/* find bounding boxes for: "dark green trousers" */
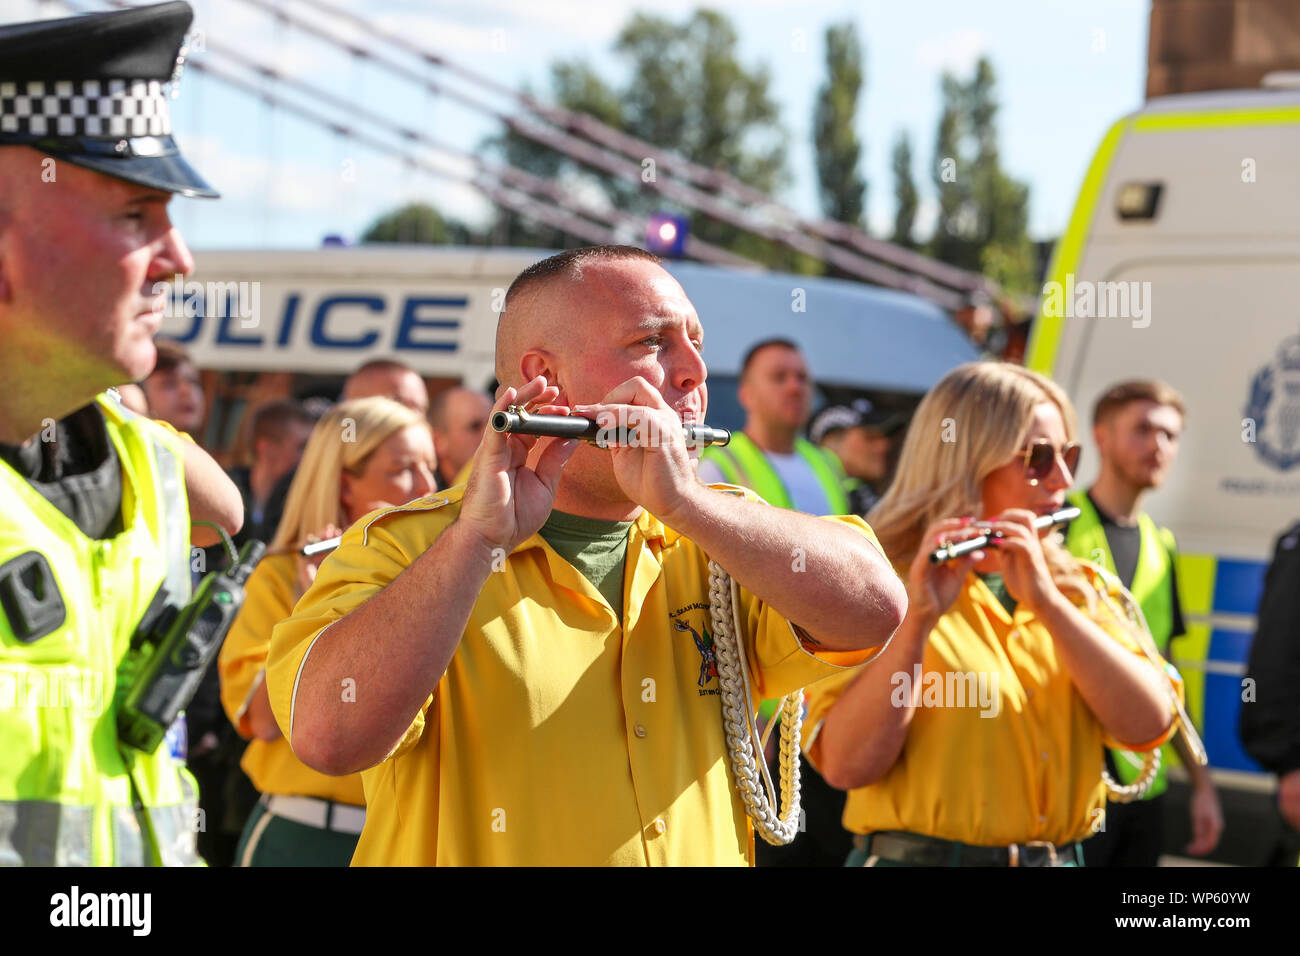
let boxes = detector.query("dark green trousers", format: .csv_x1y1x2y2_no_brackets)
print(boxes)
234,801,361,867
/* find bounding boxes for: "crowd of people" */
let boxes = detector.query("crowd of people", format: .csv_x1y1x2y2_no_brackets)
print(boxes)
109,261,1262,868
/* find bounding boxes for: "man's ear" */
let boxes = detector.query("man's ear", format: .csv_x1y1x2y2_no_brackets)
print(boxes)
736,377,752,412
1093,421,1108,455
520,350,564,403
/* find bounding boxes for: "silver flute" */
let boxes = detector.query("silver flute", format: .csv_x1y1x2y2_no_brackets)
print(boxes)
929,506,1081,564
490,405,731,447
301,408,731,559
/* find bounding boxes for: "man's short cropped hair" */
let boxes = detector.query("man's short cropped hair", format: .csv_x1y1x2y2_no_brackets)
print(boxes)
250,399,321,446
502,245,661,315
350,358,419,380
1093,380,1186,427
740,338,800,381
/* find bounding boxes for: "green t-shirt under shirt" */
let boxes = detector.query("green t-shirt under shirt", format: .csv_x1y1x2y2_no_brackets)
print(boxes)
539,509,634,623
977,571,1018,617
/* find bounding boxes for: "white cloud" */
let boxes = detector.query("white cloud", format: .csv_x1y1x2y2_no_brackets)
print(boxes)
914,28,990,75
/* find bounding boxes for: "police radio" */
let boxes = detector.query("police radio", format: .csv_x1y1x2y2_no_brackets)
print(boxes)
117,537,265,754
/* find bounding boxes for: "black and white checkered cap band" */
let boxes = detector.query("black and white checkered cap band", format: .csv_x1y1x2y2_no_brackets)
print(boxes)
0,79,172,139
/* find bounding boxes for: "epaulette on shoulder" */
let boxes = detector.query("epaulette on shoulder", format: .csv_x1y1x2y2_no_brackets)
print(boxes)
359,491,458,546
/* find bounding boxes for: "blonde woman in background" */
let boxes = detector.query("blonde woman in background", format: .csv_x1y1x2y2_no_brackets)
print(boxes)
803,362,1183,867
219,397,436,866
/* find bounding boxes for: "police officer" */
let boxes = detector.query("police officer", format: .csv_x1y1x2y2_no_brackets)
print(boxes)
0,2,240,865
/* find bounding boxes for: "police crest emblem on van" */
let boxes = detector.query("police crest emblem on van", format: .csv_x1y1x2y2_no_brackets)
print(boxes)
1245,335,1300,472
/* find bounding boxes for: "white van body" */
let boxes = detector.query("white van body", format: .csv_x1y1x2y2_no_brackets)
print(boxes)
163,247,980,429
1027,86,1300,863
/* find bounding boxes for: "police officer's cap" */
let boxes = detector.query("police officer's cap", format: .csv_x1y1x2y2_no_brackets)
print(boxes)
0,1,217,198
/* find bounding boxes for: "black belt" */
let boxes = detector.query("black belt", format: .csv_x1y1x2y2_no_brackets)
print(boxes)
854,830,1083,867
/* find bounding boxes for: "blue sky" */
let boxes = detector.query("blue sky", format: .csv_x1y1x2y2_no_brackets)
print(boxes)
23,0,1151,250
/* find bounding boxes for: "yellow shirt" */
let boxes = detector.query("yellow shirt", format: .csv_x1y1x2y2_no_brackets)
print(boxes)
219,553,365,806
802,563,1180,847
267,485,884,866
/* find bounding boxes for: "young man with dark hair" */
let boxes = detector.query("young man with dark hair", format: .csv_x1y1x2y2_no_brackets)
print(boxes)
697,339,850,516
142,337,207,437
234,399,319,542
1064,379,1223,865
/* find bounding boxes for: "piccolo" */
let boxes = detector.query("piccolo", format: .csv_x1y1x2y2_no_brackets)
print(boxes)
302,537,341,557
929,506,1081,564
490,405,731,447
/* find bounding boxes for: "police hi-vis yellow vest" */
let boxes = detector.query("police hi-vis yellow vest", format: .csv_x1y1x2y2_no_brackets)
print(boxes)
700,433,850,514
1064,488,1178,800
0,394,201,865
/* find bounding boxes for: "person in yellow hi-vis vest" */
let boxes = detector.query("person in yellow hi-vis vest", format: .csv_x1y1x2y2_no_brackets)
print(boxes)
697,339,850,515
220,398,435,866
696,339,858,866
1064,380,1223,865
0,3,245,865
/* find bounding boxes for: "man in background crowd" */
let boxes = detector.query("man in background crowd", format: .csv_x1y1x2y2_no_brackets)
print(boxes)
229,399,319,544
430,386,493,489
142,338,207,438
343,358,430,416
809,398,905,517
1063,379,1222,864
697,339,849,515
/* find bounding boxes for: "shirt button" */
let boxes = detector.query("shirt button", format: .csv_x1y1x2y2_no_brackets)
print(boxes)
1040,752,1049,760
1038,815,1047,824
650,818,666,836
634,723,647,738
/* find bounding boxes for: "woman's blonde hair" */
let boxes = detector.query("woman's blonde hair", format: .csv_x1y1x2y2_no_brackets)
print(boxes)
867,361,1090,601
270,397,428,551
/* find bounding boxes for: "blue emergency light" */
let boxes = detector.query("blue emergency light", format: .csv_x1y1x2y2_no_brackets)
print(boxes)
646,214,689,258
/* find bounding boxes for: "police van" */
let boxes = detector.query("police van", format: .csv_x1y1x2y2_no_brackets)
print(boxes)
1026,82,1300,864
162,246,980,456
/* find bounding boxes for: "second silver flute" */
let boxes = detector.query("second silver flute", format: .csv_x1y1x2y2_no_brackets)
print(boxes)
929,505,1081,564
490,406,731,447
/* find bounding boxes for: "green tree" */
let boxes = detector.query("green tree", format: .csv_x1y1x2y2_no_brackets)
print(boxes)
483,8,809,269
361,202,474,245
890,130,918,248
927,57,1034,294
930,73,972,269
813,22,866,228
616,10,787,196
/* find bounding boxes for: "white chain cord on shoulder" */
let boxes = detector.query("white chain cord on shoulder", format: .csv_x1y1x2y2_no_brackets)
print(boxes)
1086,567,1206,803
707,559,803,845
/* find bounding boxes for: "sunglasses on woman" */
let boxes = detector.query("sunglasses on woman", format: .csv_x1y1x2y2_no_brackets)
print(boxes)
1018,439,1082,485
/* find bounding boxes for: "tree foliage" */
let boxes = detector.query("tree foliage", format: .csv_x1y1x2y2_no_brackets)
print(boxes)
813,21,866,228
360,202,474,245
927,57,1035,293
890,130,918,248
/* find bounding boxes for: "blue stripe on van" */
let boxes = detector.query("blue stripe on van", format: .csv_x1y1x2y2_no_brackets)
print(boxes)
1203,671,1263,772
1207,627,1253,665
1211,559,1268,615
